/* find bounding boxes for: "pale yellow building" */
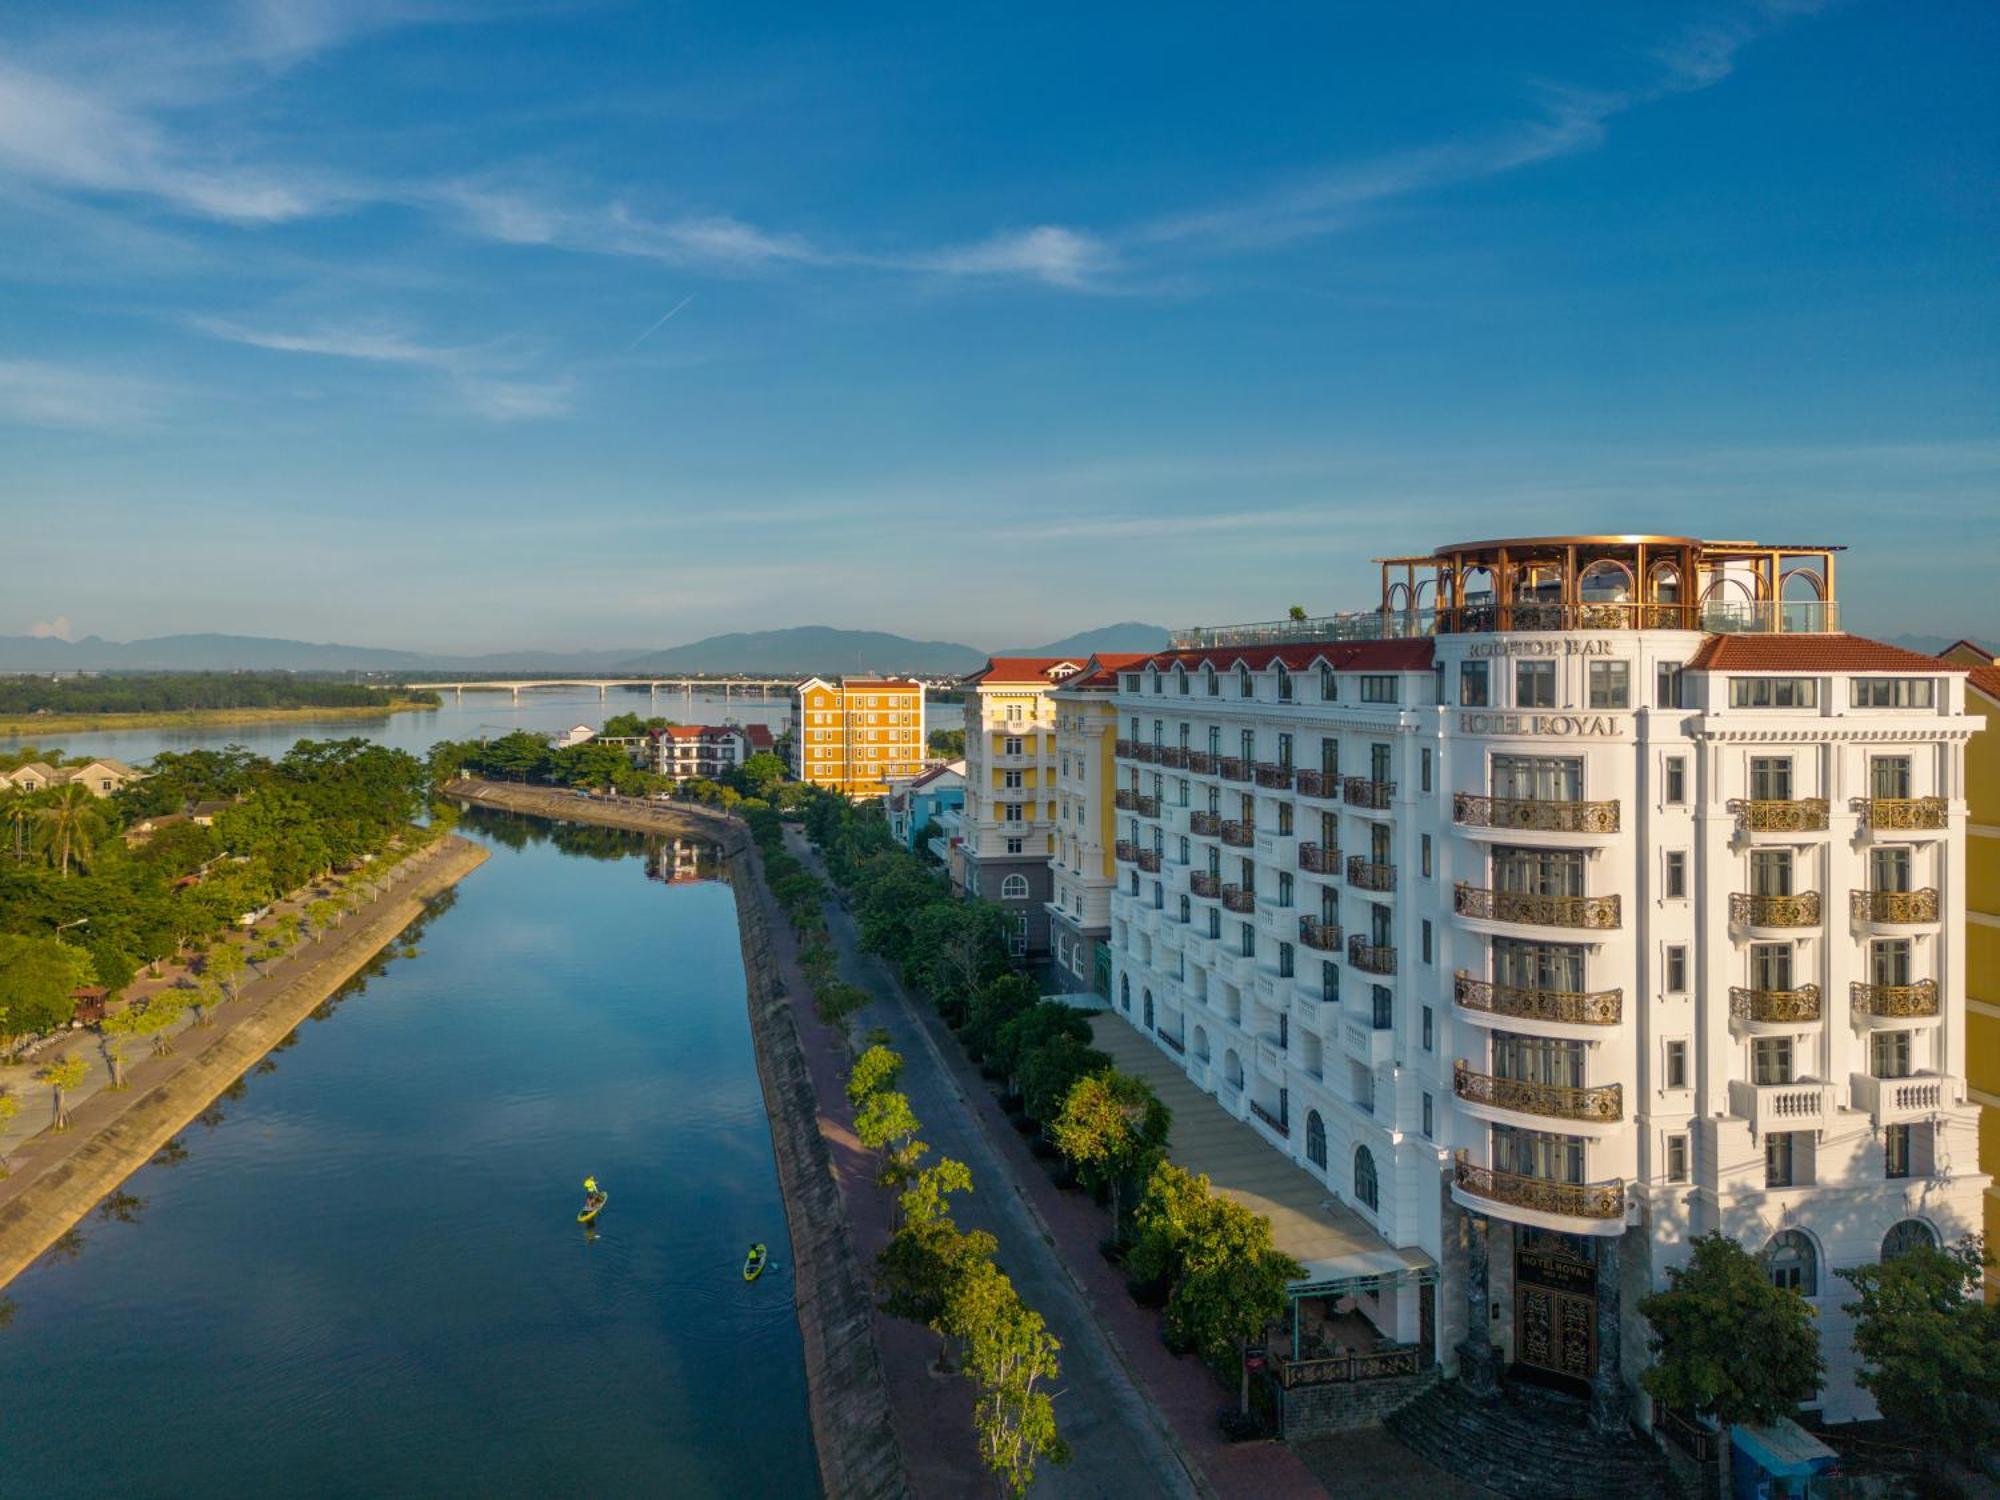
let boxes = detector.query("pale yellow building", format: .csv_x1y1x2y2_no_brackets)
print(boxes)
1943,639,2000,1291
1048,653,1151,994
790,676,927,797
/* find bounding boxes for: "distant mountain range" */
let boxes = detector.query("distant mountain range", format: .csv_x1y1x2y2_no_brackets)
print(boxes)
0,622,1175,677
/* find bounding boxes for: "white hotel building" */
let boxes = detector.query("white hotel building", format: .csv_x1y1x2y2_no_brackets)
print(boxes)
1103,534,1983,1428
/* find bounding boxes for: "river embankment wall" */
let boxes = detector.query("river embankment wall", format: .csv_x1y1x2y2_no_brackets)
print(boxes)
442,779,909,1500
0,835,489,1293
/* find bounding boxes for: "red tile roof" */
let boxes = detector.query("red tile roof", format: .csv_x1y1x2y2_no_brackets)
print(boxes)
1134,639,1436,675
963,656,1085,685
1968,665,2000,704
1056,651,1154,688
1684,634,1965,673
744,724,775,749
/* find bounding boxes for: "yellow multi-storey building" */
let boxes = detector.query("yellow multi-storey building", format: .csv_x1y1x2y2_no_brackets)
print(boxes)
790,676,927,798
1944,638,2000,1292
1048,653,1150,995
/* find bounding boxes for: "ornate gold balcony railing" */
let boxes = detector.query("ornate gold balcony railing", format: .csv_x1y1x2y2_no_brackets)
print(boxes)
1221,819,1255,847
1114,788,1140,811
1133,794,1161,818
1187,751,1217,774
1159,747,1190,769
1729,983,1822,1024
1344,777,1395,809
1136,849,1162,873
1453,1154,1625,1221
1113,738,1136,759
1189,811,1221,836
1454,1063,1622,1122
1851,979,1941,1020
1454,974,1622,1026
1454,884,1621,930
1222,884,1256,914
1298,916,1342,952
1728,891,1822,928
1218,757,1251,782
1726,797,1829,834
1453,793,1620,834
1850,888,1940,924
1190,871,1221,899
1348,937,1396,974
1348,857,1396,892
1114,840,1138,864
1299,842,1339,874
1131,743,1160,764
1852,797,1948,830
1255,762,1295,790
1295,769,1336,799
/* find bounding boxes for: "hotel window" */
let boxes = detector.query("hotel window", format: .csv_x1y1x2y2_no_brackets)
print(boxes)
1749,756,1792,801
1665,1039,1688,1090
1320,737,1339,778
1371,986,1393,1029
1176,668,1188,696
1764,1135,1801,1191
1666,1134,1689,1183
1277,802,1293,836
1005,837,1024,854
1004,736,1023,756
1586,660,1630,709
1870,755,1913,799
1421,919,1433,963
1003,770,1023,789
1656,663,1684,709
1852,678,1935,708
1000,874,1029,900
1003,803,1023,823
1870,1030,1912,1079
1209,909,1222,939
1150,670,1162,695
1320,665,1337,701
1515,660,1557,709
1751,942,1793,994
1277,667,1293,702
1277,873,1294,908
1322,962,1339,1005
1359,675,1397,704
1421,835,1432,879
1420,748,1432,792
1872,846,1913,893
1460,660,1490,706
1750,848,1794,898
1664,850,1688,899
1279,943,1295,979
1422,1093,1434,1140
1205,665,1218,697
1730,677,1818,709
1664,756,1687,804
1752,1037,1794,1086
1665,944,1688,993
1421,1004,1433,1051
1239,923,1255,957
1884,1124,1913,1180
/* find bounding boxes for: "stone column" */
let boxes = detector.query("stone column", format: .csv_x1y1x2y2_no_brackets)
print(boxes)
1460,1208,1498,1398
1590,1230,1626,1434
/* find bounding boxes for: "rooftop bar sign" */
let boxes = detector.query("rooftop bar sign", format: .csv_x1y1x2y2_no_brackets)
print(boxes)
1459,712,1622,737
1465,638,1616,658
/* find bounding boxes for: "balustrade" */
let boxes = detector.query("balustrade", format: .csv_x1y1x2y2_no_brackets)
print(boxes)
1850,888,1939,923
1343,777,1394,809
1850,979,1941,1020
1453,974,1621,1025
1454,1062,1622,1122
1298,916,1342,952
1453,792,1619,834
1221,819,1255,847
1852,797,1948,830
1348,936,1396,974
1726,797,1829,834
1728,984,1822,1024
1347,857,1395,892
1453,1154,1624,1220
1728,891,1822,928
1454,884,1621,930
1255,762,1295,790
1299,842,1339,874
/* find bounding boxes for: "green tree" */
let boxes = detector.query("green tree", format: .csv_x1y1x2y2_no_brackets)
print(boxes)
3,797,34,865
1052,1069,1171,1234
1017,1033,1110,1128
736,752,786,799
306,898,342,941
927,728,966,759
878,1157,995,1372
846,1044,903,1110
1639,1231,1825,1425
208,942,247,1003
961,974,1040,1065
1287,603,1308,621
0,1090,19,1173
854,1089,923,1189
813,980,871,1049
134,992,188,1057
1839,1235,2000,1463
34,782,110,877
0,933,96,1042
967,1288,1069,1497
36,1054,88,1132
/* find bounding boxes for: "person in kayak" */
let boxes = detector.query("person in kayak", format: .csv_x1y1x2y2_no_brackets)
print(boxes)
584,1175,599,1196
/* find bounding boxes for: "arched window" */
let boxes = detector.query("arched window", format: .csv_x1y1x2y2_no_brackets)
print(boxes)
1354,1145,1378,1211
1143,989,1154,1030
1277,666,1293,702
1000,874,1029,900
1204,664,1218,697
1237,665,1253,699
1306,1111,1327,1169
1119,974,1131,1013
1175,665,1189,696
1882,1219,1938,1260
1764,1230,1818,1296
1223,1049,1244,1088
1193,1026,1210,1062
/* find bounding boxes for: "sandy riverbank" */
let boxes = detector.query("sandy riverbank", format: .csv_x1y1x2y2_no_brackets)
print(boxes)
0,698,439,738
0,835,488,1293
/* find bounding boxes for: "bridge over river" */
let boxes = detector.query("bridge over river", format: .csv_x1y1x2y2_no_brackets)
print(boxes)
406,677,798,705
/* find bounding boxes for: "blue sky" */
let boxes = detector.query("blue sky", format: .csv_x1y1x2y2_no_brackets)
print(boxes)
0,0,1993,652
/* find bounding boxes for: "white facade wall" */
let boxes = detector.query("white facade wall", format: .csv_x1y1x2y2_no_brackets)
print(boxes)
1105,632,1985,1423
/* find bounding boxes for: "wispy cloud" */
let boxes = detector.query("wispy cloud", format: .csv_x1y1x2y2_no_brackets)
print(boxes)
0,358,170,431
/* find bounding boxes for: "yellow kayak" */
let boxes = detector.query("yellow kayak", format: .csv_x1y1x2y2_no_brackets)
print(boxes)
743,1243,767,1281
578,1190,608,1225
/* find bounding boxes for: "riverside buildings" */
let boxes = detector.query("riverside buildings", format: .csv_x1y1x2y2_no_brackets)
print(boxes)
1099,534,1985,1428
790,677,927,798
1048,653,1151,996
955,658,1077,959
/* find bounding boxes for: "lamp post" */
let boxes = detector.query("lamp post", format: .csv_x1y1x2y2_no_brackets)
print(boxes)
54,917,89,941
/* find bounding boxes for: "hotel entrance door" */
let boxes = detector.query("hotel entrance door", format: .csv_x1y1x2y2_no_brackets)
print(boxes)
1513,1231,1596,1386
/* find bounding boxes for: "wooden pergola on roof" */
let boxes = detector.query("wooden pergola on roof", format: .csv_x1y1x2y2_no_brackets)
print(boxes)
1374,534,1846,634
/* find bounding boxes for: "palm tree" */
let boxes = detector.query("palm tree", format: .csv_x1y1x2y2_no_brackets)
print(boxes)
34,783,108,878
2,798,32,865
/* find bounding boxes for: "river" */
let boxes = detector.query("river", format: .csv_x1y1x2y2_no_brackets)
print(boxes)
0,685,963,764
0,805,820,1498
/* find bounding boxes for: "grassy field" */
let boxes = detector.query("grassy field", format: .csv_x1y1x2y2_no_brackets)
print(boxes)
0,697,440,738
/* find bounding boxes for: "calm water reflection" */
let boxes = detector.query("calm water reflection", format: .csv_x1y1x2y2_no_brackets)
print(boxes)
0,807,817,1499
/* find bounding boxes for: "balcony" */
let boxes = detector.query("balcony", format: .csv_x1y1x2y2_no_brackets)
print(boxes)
1218,757,1251,783
1455,1063,1622,1123
1453,1155,1625,1222
1454,974,1621,1026
1726,1079,1833,1134
1729,984,1822,1024
1159,747,1191,770
1190,871,1221,899
1137,849,1162,873
1348,936,1396,974
1727,797,1830,834
1114,788,1141,811
1157,1029,1187,1056
1453,793,1620,835
1850,888,1940,925
1852,796,1948,831
1248,1098,1290,1137
1114,840,1139,864
1347,857,1396,892
1132,743,1161,764
1850,1072,1950,1123
1344,777,1394,809
1298,916,1343,952
1850,979,1941,1021
1221,819,1255,847
1454,884,1621,930
1255,762,1295,790
1222,884,1256,915
1189,811,1221,837
1113,738,1136,759
1256,1032,1287,1076
1187,751,1217,775
1295,769,1337,800
1299,842,1340,875
1728,891,1822,929
1133,794,1161,818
